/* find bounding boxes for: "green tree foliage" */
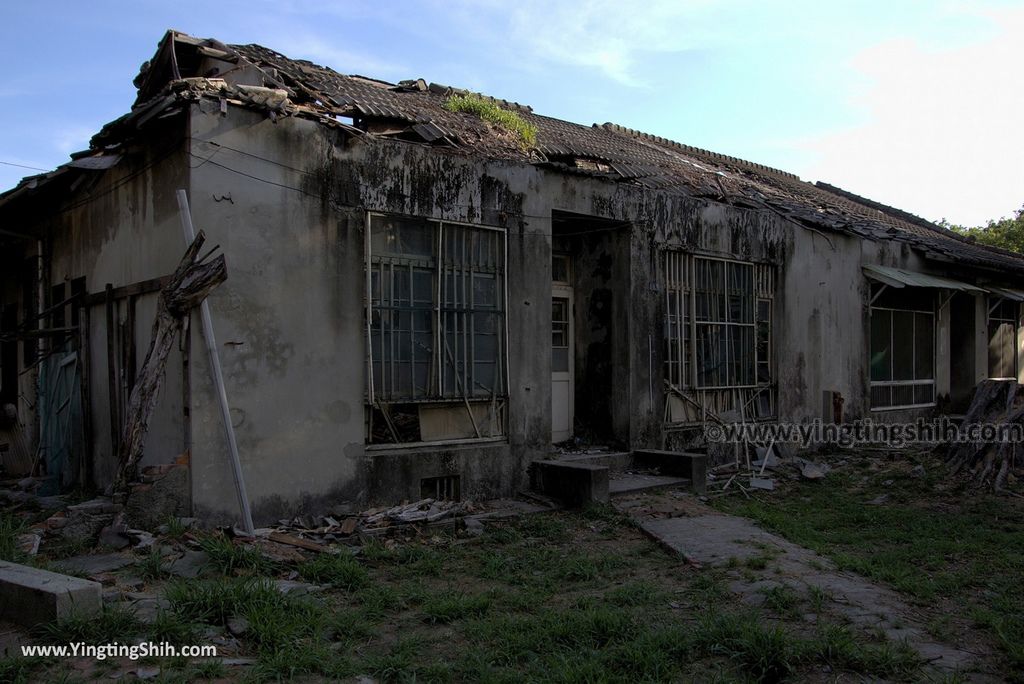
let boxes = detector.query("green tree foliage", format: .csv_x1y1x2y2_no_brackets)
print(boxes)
944,205,1024,254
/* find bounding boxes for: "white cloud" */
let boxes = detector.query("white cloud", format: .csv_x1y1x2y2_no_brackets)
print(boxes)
271,33,408,78
442,0,731,87
52,124,100,156
798,6,1024,225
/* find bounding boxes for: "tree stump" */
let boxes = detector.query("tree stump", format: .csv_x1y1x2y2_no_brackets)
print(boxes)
946,379,1024,492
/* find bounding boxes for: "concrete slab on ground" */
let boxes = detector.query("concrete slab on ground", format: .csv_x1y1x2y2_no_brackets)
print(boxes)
0,560,102,626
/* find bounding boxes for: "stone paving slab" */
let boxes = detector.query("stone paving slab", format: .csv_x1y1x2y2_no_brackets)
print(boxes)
622,502,982,674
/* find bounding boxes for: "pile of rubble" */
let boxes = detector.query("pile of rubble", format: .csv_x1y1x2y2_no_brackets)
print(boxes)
1,468,547,562
704,446,833,498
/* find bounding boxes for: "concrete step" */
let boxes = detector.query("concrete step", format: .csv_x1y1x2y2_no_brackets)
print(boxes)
550,451,631,473
608,473,692,496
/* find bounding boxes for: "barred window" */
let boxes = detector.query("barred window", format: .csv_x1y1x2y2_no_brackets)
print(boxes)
663,253,773,390
367,215,507,404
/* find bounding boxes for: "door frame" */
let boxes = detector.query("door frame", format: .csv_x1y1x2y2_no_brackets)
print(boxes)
551,283,574,442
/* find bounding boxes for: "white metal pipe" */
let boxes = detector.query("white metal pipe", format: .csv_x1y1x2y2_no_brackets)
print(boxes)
176,189,254,535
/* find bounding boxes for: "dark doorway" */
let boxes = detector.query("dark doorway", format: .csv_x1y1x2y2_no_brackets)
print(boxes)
0,304,17,405
949,292,977,412
551,211,631,445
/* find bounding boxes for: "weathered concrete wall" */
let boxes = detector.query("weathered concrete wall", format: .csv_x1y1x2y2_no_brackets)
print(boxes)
186,103,553,522
10,125,191,490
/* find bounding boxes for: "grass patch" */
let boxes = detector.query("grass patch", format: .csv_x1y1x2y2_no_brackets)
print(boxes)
196,533,276,576
420,590,492,624
137,546,168,582
0,513,27,563
361,538,444,577
36,604,140,644
761,584,801,619
0,656,42,684
23,504,932,683
163,516,189,540
298,551,368,590
443,93,537,148
605,580,664,607
150,609,202,645
714,462,1024,672
165,576,279,625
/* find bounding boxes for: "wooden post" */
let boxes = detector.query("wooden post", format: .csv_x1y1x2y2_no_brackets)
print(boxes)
176,190,254,535
104,284,119,456
77,305,93,488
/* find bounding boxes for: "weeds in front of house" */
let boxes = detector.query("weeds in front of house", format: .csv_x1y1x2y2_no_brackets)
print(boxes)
0,512,27,563
35,604,140,645
298,551,368,590
196,533,276,576
17,505,934,682
162,516,189,540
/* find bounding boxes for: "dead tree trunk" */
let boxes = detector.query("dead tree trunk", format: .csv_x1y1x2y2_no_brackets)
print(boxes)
946,379,1024,492
114,231,226,492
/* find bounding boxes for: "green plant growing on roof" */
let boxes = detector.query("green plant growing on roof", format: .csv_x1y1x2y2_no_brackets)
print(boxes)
443,93,537,149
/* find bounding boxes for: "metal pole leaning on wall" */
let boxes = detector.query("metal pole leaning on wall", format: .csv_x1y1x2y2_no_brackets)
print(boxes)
176,189,255,535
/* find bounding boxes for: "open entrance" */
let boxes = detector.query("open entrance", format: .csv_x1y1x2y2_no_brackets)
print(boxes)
949,291,979,411
551,257,573,442
550,212,630,446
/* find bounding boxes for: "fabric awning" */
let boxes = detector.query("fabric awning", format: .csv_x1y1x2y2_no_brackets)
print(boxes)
862,264,986,292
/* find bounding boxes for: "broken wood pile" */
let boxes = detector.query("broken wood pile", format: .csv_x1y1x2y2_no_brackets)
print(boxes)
944,379,1023,494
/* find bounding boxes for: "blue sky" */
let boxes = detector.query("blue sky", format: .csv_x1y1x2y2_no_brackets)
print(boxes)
1,0,1021,225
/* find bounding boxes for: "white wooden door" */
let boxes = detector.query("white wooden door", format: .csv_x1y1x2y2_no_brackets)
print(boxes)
551,286,573,442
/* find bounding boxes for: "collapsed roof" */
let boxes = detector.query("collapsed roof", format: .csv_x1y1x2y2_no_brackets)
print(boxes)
3,29,1022,275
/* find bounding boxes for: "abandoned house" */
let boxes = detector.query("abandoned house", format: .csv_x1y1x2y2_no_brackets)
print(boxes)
1,30,1022,524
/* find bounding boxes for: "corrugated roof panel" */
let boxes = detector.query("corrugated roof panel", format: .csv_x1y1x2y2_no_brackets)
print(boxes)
863,265,985,292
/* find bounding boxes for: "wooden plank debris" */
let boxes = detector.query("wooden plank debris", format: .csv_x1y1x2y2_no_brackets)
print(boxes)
267,532,325,552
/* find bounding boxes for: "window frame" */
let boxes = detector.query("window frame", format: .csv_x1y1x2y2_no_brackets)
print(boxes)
364,212,510,407
869,295,936,411
662,252,774,391
987,296,1020,380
